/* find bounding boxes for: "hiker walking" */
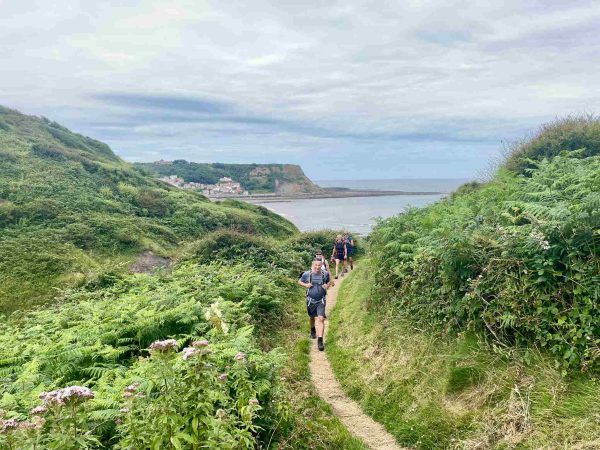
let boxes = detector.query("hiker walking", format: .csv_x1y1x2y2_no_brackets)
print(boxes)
314,249,329,272
331,234,347,279
343,232,355,271
298,259,330,351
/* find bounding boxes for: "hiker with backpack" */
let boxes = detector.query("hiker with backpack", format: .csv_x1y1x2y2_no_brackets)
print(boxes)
298,259,330,351
314,249,329,272
343,232,355,271
331,234,347,279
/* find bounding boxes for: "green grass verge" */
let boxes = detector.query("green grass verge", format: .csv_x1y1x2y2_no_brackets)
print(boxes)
266,284,367,449
328,261,600,449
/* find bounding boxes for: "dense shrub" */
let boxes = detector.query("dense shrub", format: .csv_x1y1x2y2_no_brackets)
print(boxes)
184,229,340,278
134,189,172,217
370,153,600,371
0,263,290,448
504,115,600,174
186,230,281,266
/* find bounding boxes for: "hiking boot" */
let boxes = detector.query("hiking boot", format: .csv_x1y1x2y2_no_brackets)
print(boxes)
310,327,316,339
317,337,324,351
341,272,344,277
334,275,338,279
350,263,353,270
343,268,348,273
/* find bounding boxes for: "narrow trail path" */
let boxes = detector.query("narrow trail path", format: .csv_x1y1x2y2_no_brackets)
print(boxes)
309,270,404,450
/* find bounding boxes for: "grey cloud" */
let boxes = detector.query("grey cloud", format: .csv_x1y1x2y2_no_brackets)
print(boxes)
1,0,598,178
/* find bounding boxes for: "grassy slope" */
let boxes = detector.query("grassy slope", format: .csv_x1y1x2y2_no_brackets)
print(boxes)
0,105,361,447
328,263,600,449
136,160,320,193
0,230,365,448
0,106,296,313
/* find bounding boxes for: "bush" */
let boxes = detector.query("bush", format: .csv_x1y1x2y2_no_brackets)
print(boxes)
0,200,17,226
185,230,284,269
370,153,600,372
0,263,291,448
504,115,600,174
134,189,172,217
184,230,344,278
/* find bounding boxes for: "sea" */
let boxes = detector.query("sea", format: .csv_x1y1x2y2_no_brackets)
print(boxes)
255,178,470,235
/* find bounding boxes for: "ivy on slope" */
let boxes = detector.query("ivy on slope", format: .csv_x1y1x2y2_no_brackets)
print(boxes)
370,153,600,372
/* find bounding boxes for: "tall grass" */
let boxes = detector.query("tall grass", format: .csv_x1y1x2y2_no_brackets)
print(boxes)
328,263,600,449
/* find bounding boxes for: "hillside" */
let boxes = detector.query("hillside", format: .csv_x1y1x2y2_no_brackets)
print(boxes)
327,116,600,448
0,105,366,449
0,106,297,313
136,160,322,194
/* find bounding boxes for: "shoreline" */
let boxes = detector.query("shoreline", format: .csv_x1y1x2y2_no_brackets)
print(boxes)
209,188,444,202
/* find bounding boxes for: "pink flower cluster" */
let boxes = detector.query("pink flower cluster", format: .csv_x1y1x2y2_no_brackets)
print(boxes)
150,339,178,352
123,382,141,398
234,352,247,362
0,418,19,433
30,406,47,415
39,386,94,406
0,417,44,434
182,340,212,360
182,347,197,360
149,339,178,352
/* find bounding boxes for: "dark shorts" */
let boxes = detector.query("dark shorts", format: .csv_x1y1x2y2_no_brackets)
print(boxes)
347,246,354,256
307,297,326,317
335,251,345,260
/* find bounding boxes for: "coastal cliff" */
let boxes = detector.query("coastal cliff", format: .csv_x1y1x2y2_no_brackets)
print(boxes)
136,160,322,194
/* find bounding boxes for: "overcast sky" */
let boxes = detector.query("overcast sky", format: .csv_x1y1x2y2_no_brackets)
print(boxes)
1,1,599,180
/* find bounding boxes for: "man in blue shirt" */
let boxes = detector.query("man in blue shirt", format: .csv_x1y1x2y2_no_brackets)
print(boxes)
298,260,330,351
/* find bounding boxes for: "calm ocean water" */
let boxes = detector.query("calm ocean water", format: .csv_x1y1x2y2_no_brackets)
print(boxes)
256,178,470,235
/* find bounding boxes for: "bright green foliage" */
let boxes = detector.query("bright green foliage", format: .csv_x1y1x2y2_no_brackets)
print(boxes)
329,263,600,448
183,229,337,277
370,152,600,371
0,262,291,448
0,106,296,312
505,115,600,174
136,160,320,193
0,106,358,448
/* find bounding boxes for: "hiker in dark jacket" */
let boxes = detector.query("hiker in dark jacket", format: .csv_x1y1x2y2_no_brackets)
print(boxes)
331,234,347,279
298,260,330,351
343,232,355,271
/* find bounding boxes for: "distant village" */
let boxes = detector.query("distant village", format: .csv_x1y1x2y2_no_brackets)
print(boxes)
159,175,249,197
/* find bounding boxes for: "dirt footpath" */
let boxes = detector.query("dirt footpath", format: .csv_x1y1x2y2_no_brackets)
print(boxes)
309,272,404,450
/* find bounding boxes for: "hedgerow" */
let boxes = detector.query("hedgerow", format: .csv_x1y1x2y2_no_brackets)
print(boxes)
504,114,600,174
370,151,599,372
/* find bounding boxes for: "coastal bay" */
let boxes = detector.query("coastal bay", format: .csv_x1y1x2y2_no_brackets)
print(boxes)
253,178,469,234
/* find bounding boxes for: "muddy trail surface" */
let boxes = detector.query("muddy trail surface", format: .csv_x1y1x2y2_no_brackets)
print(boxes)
309,269,404,450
